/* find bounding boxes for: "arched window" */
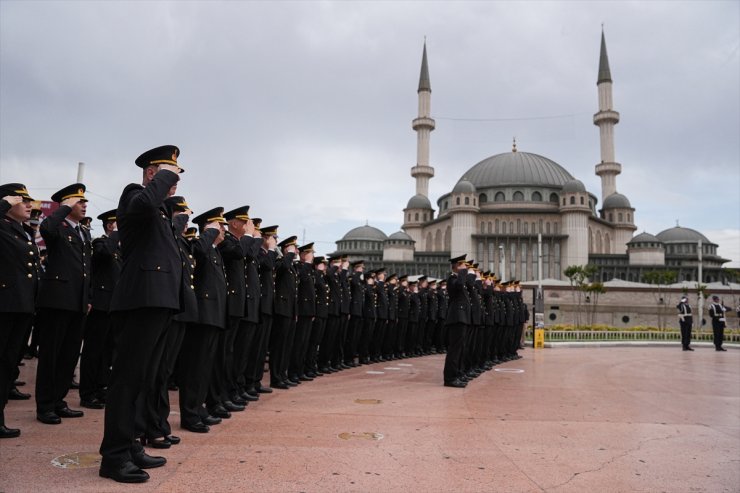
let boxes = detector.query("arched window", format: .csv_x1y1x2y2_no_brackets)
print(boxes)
618,212,623,222
464,197,470,205
444,201,448,210
423,213,427,221
605,233,611,253
473,198,476,205
550,193,559,203
570,196,575,205
562,198,566,205
523,222,528,234
407,214,410,222
479,193,488,204
609,213,613,222
434,230,442,251
444,226,451,251
546,222,551,234
532,191,542,201
425,232,433,251
415,212,419,221
494,192,505,202
480,222,485,233
517,219,521,233
580,196,584,205
513,191,524,201
456,197,460,205
502,222,507,234
554,222,558,234
509,222,514,233
488,221,492,233
495,219,499,233
627,213,631,222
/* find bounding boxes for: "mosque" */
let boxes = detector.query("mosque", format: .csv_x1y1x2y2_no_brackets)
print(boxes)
332,31,731,284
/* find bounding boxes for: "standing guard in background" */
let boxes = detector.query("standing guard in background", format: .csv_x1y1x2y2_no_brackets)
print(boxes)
35,183,91,425
291,243,316,383
443,255,470,388
270,235,299,389
99,145,183,483
676,296,693,351
708,295,729,351
79,209,121,410
179,207,227,431
143,196,194,449
305,256,329,377
0,184,38,438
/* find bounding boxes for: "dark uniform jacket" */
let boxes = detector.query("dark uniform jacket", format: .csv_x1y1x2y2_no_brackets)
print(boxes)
174,233,198,323
37,205,91,313
339,269,351,315
192,229,226,329
314,270,329,319
437,288,448,322
375,280,389,320
243,236,262,324
363,283,377,320
427,288,438,322
273,252,297,318
387,284,398,321
445,269,471,326
466,274,482,326
0,200,39,313
397,287,410,320
326,265,341,317
110,170,182,312
90,232,122,312
349,271,364,317
482,286,495,327
418,287,428,325
408,290,420,323
258,248,277,316
219,232,261,320
296,262,316,318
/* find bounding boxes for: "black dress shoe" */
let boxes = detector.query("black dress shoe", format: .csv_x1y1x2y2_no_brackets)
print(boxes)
14,380,25,386
8,388,31,400
37,411,61,424
298,374,314,382
306,371,318,378
256,386,273,394
716,347,727,351
203,415,222,426
271,381,289,389
80,398,105,409
182,422,210,433
285,380,298,387
99,461,149,483
56,406,84,418
132,451,167,469
240,392,259,402
231,394,247,405
209,405,231,419
444,379,467,388
166,435,181,445
0,425,21,438
223,400,245,412
146,436,171,449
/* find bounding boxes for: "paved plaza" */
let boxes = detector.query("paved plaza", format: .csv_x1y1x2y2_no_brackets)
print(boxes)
1,346,738,492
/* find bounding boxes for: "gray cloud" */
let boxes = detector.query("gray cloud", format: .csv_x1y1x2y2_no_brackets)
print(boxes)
1,0,738,265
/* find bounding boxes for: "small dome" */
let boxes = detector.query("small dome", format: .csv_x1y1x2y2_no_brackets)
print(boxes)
561,179,586,193
388,231,414,242
628,232,663,245
406,194,432,210
656,226,711,244
452,180,476,194
341,225,388,242
603,193,631,209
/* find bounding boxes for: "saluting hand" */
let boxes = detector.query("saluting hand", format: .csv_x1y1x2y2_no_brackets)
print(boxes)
61,197,80,208
204,221,220,231
158,164,181,175
2,195,23,206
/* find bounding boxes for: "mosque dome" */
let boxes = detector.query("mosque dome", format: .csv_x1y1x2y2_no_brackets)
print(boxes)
561,179,586,193
388,231,414,241
656,226,711,244
340,225,388,242
602,193,632,209
628,232,663,245
455,151,574,190
406,194,433,210
452,179,476,193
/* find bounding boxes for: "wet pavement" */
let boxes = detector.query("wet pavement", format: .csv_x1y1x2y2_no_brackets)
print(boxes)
1,346,738,492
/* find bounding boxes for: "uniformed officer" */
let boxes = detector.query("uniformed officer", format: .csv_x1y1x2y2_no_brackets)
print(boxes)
291,243,316,382
306,256,329,377
318,256,342,373
336,256,352,368
270,235,299,389
382,273,399,360
676,296,693,351
99,145,184,483
435,279,449,354
345,260,365,367
443,255,470,388
358,269,377,365
0,184,38,438
708,295,729,351
372,268,389,362
396,275,410,358
407,279,421,357
79,209,121,409
35,183,91,425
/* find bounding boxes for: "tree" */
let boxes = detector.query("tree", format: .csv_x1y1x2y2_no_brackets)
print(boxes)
643,270,677,329
584,282,607,326
565,264,598,328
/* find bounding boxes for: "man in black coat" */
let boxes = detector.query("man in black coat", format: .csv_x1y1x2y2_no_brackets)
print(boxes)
290,242,316,382
443,255,470,388
435,280,449,353
396,276,410,357
35,183,91,425
270,235,298,389
318,256,342,372
336,256,351,368
99,145,184,483
0,184,39,438
381,273,398,360
306,256,329,377
79,209,121,409
371,269,388,362
344,260,365,366
358,270,377,365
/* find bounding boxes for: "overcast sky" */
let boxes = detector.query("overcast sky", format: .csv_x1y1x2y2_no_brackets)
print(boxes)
1,0,738,267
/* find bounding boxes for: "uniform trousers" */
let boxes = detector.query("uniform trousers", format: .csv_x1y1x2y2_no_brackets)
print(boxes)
35,308,85,414
344,316,362,364
269,315,291,385
206,327,231,411
1,313,32,426
178,322,219,427
232,319,257,395
358,318,375,361
396,319,409,355
443,323,466,383
371,319,386,359
305,317,326,374
290,316,313,379
79,309,112,402
712,322,725,349
317,316,339,370
145,319,186,439
679,319,692,349
244,315,271,392
99,308,172,466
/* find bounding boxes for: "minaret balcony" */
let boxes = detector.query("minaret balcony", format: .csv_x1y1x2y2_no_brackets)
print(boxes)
595,161,622,176
412,117,436,130
411,165,435,178
593,110,620,125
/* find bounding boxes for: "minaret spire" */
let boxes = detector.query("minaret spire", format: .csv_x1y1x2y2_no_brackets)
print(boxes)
411,40,435,198
593,27,621,203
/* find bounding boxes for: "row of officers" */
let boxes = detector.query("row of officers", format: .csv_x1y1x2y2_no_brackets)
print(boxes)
0,145,528,484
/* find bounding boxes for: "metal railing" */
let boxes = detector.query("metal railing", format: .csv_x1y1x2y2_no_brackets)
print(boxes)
525,329,740,343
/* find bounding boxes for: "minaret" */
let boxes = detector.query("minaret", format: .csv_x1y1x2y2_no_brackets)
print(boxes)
411,41,435,197
593,28,621,202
